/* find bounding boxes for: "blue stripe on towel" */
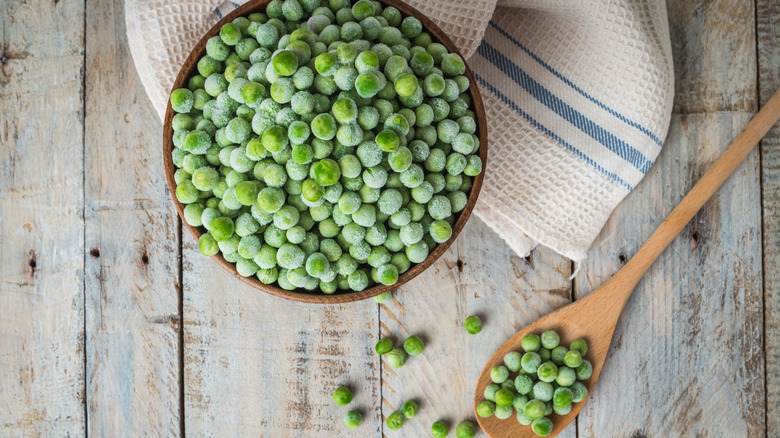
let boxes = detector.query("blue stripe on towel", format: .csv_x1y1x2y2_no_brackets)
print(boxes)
477,41,653,174
489,22,664,147
475,74,633,191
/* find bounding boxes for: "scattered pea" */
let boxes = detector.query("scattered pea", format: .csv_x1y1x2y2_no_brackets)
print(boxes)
403,335,424,356
385,347,407,368
333,386,352,406
386,411,405,430
401,400,418,418
464,315,482,334
431,420,449,438
343,410,362,428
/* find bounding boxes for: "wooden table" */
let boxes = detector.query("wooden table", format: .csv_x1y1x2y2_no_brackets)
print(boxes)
1,0,778,436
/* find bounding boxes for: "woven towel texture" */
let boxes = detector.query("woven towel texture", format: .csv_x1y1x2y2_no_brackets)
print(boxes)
126,0,674,260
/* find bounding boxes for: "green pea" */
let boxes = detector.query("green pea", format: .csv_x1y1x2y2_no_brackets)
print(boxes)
375,338,393,354
171,88,194,113
521,333,541,352
394,73,418,97
570,338,588,356
333,386,352,406
570,382,588,403
537,361,558,383
385,347,406,368
431,421,449,438
386,411,405,431
521,352,542,374
332,97,358,124
455,421,476,438
556,366,577,387
495,388,514,408
403,335,424,356
576,360,593,380
477,400,495,418
564,350,583,368
219,23,241,46
343,410,362,429
532,418,553,437
355,72,381,98
464,315,482,334
199,233,219,256
311,113,337,140
375,130,400,152
314,52,338,76
523,399,545,420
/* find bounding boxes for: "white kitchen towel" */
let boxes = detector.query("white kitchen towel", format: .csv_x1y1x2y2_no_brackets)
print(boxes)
126,0,674,261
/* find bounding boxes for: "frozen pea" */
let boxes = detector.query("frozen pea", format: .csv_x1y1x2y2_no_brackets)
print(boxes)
429,220,452,243
375,130,400,152
537,361,558,383
577,360,593,380
333,65,358,91
455,421,476,438
401,16,422,38
362,166,387,189
311,113,337,140
197,56,223,78
394,73,418,97
219,22,241,46
556,366,577,387
347,269,369,291
171,88,194,113
390,252,411,273
377,189,402,215
427,195,451,220
491,365,510,384
343,410,362,429
570,382,588,403
532,418,553,437
336,123,363,146
447,191,468,214
430,98,450,121
463,155,482,176
522,333,541,352
477,401,495,418
564,350,583,368
570,338,588,356
405,241,428,263
332,97,358,124
355,72,381,98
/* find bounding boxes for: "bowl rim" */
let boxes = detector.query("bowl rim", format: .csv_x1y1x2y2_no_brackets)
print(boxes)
163,0,489,304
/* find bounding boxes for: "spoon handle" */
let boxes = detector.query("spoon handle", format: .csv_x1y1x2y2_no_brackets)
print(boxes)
609,88,780,296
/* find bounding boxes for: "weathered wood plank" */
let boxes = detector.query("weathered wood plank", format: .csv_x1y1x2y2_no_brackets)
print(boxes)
576,2,763,436
183,240,382,437
0,0,86,436
757,0,780,435
83,0,181,435
379,218,575,436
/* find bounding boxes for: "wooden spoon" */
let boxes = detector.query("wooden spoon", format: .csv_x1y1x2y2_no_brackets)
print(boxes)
475,87,780,438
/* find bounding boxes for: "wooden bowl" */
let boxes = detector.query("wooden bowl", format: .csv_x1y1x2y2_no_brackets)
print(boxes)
163,0,488,303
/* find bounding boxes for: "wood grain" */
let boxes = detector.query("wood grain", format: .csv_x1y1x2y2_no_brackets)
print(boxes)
182,238,382,436
162,0,488,303
82,0,182,435
757,0,780,435
380,218,576,437
0,0,87,436
575,2,764,434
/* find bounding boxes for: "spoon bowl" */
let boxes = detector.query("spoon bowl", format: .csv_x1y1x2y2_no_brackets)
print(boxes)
474,283,627,437
475,87,780,437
